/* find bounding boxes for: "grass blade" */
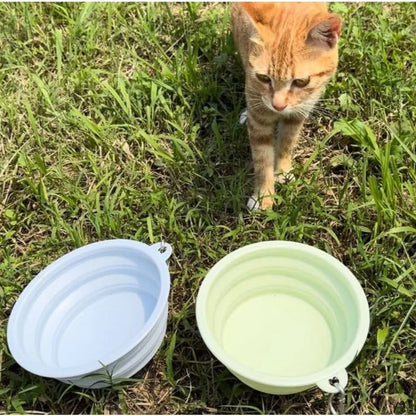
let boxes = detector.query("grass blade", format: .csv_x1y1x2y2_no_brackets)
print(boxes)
165,332,176,386
55,29,63,80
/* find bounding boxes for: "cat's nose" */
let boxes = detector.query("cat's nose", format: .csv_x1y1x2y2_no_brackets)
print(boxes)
272,93,287,111
272,103,287,111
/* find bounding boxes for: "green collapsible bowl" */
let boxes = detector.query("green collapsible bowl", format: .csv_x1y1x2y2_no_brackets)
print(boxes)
196,241,370,394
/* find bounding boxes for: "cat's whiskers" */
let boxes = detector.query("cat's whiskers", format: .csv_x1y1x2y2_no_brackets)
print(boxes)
314,98,338,103
289,107,310,120
303,103,334,117
312,107,333,116
250,102,268,112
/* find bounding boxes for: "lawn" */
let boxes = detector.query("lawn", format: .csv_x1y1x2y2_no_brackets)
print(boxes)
1,2,415,414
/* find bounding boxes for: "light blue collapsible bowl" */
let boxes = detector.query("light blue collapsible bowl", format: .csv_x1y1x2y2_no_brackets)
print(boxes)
7,239,172,388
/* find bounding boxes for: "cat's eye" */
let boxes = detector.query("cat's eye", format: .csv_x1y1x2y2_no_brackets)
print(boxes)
292,77,311,88
256,73,272,84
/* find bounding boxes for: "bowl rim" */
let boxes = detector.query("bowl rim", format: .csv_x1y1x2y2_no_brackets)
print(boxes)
7,239,171,379
196,240,370,388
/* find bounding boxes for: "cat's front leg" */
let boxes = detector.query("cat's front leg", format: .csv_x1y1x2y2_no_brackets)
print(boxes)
275,118,305,183
247,113,276,210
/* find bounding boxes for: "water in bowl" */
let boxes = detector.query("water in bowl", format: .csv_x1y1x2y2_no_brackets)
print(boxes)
221,292,332,377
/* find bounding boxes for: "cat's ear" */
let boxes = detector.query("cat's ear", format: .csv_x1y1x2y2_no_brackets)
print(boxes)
307,15,342,49
240,2,268,44
240,2,270,26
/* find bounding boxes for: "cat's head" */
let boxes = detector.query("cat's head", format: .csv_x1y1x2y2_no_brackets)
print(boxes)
241,2,341,118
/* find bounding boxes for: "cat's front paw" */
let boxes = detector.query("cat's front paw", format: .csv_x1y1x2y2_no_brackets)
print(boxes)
259,196,274,210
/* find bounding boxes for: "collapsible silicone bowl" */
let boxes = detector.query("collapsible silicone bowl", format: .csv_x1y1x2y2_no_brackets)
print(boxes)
7,239,172,388
196,241,370,395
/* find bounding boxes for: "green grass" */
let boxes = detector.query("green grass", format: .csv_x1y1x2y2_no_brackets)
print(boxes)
1,2,416,414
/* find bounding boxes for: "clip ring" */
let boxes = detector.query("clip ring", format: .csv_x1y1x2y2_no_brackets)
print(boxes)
328,377,346,415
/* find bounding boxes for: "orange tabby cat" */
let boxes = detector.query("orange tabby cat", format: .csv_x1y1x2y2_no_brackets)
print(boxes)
231,2,341,210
